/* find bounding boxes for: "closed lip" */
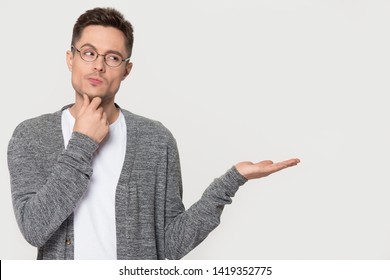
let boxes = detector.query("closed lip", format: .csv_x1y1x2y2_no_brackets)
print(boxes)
88,76,103,85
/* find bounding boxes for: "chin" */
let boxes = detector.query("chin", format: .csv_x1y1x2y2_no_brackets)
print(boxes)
85,93,116,102
78,91,103,98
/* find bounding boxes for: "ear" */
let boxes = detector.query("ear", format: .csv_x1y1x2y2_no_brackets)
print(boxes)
66,50,74,72
122,62,133,81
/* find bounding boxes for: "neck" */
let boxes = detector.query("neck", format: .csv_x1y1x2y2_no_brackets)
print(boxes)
69,93,120,124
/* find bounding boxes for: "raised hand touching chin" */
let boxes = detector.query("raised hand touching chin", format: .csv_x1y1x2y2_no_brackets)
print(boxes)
72,94,109,144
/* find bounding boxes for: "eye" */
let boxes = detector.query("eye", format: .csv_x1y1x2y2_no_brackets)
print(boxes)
82,49,97,57
106,54,121,62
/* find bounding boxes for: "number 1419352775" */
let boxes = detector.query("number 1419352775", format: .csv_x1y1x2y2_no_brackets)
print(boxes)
212,266,272,276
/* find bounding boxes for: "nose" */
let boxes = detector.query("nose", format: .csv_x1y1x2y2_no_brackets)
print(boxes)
93,54,106,72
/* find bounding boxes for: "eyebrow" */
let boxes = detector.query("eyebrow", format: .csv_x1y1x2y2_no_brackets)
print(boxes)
79,43,127,58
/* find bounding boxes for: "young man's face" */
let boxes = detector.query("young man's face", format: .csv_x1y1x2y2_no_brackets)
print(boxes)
66,25,132,102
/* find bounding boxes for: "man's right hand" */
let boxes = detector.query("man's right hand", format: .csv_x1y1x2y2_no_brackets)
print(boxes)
73,94,109,143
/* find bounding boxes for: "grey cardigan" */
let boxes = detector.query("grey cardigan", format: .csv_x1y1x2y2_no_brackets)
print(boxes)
8,105,247,260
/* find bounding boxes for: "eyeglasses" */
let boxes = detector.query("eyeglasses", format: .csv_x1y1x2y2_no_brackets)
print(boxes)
71,45,130,67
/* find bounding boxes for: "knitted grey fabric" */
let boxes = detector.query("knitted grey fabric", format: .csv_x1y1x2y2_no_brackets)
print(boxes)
8,105,247,260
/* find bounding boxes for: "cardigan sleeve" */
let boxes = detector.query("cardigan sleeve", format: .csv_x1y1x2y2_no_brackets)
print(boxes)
8,121,98,248
164,137,248,259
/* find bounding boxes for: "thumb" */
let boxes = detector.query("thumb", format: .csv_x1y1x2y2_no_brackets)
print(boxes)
255,160,274,167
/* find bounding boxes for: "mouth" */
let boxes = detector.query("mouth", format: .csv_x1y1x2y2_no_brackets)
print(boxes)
87,77,103,86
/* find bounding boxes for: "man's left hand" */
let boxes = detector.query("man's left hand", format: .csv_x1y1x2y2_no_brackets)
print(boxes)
235,158,300,180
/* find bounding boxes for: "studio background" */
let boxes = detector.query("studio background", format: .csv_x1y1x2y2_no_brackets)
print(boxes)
1,0,389,259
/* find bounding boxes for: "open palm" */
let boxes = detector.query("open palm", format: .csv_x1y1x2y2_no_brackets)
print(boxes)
235,158,300,180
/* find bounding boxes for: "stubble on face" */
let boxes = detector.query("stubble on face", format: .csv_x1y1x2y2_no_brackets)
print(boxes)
67,25,132,103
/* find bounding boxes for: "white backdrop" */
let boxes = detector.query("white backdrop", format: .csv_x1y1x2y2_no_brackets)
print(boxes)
1,0,390,260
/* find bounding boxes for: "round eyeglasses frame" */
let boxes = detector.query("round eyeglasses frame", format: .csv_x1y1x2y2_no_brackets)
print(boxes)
71,45,131,67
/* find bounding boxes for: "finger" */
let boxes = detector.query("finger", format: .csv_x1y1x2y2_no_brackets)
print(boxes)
89,97,102,110
282,158,300,166
96,107,104,116
269,158,300,172
78,94,90,116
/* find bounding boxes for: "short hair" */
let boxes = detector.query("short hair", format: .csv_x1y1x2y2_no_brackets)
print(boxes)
71,7,134,58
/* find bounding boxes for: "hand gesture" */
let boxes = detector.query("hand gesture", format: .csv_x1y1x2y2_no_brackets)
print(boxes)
73,94,109,143
235,158,300,180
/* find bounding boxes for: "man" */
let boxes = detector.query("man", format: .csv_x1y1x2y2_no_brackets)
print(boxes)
7,7,300,260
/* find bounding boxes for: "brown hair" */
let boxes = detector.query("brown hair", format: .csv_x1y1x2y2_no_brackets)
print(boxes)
71,7,134,57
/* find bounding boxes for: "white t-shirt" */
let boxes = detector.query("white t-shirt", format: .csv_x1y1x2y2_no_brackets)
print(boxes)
61,108,126,259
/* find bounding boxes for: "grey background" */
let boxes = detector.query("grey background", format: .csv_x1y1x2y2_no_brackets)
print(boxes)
1,0,389,259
